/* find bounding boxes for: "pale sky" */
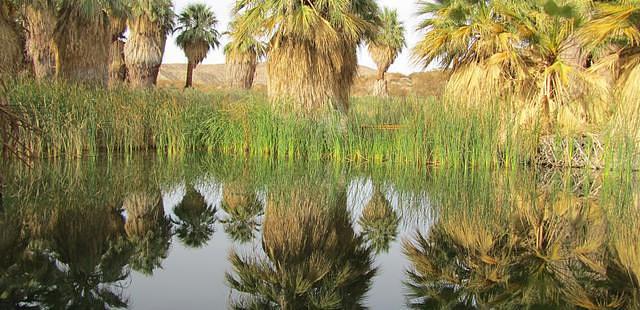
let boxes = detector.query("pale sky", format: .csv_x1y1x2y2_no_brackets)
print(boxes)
163,1,426,74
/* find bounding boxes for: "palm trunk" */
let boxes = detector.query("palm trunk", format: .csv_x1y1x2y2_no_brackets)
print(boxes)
24,6,56,79
226,53,257,89
109,39,127,87
185,60,194,88
125,16,166,89
54,17,110,85
268,37,356,115
372,69,389,97
0,10,22,74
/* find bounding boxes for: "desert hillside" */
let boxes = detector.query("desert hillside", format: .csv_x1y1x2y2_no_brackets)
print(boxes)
158,64,447,97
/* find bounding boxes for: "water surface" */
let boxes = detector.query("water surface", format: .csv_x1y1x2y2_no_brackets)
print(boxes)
1,155,639,309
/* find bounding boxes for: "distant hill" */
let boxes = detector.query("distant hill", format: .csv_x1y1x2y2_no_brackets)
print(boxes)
158,63,448,98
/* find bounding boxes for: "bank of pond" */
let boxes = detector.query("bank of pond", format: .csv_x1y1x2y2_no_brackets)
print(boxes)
1,154,639,309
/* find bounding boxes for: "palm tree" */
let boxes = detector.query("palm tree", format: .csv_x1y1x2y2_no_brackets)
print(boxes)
173,187,217,248
367,7,405,97
0,2,23,74
176,3,220,89
358,186,399,254
52,1,114,85
124,0,175,88
232,0,380,115
226,186,376,309
224,15,266,90
581,1,640,138
413,0,606,131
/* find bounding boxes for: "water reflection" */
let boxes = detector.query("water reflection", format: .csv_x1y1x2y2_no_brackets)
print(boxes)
0,157,638,309
226,181,376,309
173,187,216,248
404,170,640,309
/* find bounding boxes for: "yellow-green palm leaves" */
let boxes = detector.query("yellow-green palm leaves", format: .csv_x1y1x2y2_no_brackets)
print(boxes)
414,0,610,132
582,0,640,139
367,7,406,97
224,14,267,90
233,0,380,115
176,3,220,88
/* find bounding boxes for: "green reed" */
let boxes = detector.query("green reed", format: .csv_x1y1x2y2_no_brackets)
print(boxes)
3,79,637,170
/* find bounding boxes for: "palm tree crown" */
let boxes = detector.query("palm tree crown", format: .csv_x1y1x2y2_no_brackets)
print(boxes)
176,3,220,66
368,7,406,80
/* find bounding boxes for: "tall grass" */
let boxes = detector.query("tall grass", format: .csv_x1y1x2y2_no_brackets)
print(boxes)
3,79,637,169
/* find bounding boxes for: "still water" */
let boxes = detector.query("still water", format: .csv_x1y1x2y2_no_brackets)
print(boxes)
1,154,639,309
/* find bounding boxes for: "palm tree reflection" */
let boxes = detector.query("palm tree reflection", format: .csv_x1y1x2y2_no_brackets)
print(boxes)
123,191,172,275
404,188,639,309
173,187,217,248
226,185,377,309
358,185,399,254
220,182,263,244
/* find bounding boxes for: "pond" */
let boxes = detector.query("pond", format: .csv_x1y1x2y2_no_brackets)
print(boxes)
1,154,639,309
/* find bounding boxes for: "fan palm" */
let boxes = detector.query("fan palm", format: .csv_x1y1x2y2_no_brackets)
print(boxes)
124,0,175,88
232,0,380,115
367,7,405,97
224,15,267,90
413,0,607,131
173,187,217,248
175,3,220,89
226,186,376,309
581,0,640,138
0,2,23,74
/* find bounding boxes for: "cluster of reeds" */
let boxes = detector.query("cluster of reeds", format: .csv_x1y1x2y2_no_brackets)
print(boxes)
4,78,638,169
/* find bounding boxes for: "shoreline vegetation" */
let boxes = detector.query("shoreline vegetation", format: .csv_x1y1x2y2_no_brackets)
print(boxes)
0,0,638,170
2,78,638,170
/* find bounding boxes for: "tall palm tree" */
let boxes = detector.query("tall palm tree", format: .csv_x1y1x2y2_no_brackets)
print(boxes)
413,0,606,131
367,7,405,97
233,0,380,115
175,3,220,89
124,0,175,88
0,2,23,74
224,15,266,90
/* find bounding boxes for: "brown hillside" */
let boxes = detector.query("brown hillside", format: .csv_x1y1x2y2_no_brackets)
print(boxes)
158,64,447,97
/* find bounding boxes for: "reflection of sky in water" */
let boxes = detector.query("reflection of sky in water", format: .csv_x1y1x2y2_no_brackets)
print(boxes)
123,177,433,309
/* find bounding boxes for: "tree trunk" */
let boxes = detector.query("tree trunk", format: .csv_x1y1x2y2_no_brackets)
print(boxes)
54,16,110,86
185,61,194,88
24,6,56,79
372,78,388,97
125,17,166,89
226,53,257,90
109,38,127,87
0,10,22,74
268,37,357,115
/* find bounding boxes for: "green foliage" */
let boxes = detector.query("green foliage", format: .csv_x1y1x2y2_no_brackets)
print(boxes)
176,3,220,64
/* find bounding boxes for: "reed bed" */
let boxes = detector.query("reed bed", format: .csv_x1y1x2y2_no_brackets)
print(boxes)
3,79,638,169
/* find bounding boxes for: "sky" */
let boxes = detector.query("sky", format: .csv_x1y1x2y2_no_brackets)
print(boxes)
163,1,426,74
